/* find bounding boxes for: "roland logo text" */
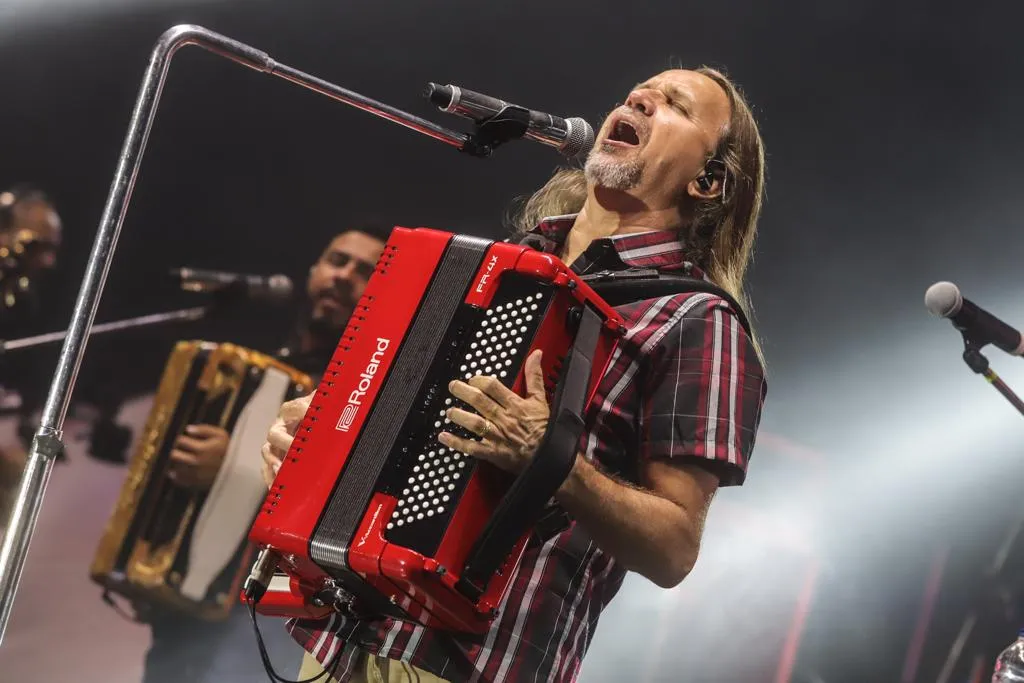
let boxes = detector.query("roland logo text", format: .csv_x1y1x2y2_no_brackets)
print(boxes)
336,337,391,432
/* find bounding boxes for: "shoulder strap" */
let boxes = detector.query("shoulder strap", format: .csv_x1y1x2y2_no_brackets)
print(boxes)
580,269,752,338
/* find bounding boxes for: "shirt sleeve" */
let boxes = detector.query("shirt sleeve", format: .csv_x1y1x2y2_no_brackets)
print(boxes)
639,294,766,486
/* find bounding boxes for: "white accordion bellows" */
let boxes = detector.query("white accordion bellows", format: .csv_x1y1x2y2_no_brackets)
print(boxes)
179,367,293,601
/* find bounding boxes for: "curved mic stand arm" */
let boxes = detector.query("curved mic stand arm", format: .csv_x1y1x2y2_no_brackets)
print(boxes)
0,24,471,645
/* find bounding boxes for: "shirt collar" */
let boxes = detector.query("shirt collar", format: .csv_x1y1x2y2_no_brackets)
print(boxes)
528,213,701,275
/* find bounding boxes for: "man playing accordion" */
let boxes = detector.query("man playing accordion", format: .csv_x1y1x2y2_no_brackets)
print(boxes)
261,67,768,683
131,227,389,683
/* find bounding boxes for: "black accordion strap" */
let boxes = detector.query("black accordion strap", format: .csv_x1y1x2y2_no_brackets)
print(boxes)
456,304,603,601
581,269,752,338
456,270,752,601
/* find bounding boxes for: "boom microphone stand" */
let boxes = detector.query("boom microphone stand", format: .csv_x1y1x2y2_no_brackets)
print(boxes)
0,306,207,356
0,23,547,644
930,338,1024,683
960,342,1024,417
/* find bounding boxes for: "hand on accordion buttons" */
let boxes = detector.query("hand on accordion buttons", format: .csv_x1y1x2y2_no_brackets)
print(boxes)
439,349,551,475
168,424,230,490
261,392,313,488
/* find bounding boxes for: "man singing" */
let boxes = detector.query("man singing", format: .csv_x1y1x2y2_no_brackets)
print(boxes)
263,67,767,683
140,227,387,683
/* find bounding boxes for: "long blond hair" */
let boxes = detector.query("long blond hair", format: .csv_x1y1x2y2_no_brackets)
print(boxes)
508,167,589,238
509,67,766,356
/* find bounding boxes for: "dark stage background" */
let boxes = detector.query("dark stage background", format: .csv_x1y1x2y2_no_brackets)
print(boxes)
2,1,1024,681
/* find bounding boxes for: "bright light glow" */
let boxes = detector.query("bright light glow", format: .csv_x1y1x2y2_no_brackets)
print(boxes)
583,288,1024,680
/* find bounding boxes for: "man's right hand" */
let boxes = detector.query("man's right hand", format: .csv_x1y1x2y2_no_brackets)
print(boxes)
261,392,313,488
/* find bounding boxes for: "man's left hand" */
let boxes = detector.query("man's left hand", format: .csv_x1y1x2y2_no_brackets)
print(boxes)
168,424,230,490
439,349,550,474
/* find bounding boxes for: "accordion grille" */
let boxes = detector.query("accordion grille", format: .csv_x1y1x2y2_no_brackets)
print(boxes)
387,289,548,536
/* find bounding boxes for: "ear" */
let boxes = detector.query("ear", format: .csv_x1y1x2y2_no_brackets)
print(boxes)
686,171,725,202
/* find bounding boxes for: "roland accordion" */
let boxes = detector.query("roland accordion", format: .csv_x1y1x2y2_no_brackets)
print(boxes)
248,228,624,633
90,341,312,620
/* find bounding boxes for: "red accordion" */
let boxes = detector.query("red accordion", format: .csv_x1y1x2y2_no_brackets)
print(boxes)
247,228,623,633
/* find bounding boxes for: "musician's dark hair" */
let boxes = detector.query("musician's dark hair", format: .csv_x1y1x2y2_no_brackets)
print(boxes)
341,222,393,245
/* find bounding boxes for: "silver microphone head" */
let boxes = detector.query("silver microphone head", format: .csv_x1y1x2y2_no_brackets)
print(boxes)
562,117,595,159
925,281,963,318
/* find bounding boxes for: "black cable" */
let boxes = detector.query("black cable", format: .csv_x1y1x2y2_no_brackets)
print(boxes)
246,598,345,683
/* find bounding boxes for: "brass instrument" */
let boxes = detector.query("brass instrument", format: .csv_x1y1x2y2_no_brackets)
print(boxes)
0,187,61,314
90,341,311,620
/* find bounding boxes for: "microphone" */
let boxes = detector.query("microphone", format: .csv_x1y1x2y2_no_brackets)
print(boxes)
925,281,1024,356
424,83,594,159
171,268,293,304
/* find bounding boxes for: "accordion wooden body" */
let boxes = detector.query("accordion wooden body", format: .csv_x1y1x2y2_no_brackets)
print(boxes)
90,341,312,620
249,228,623,633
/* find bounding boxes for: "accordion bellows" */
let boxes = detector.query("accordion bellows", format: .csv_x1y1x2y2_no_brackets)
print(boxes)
90,341,311,620
250,228,623,632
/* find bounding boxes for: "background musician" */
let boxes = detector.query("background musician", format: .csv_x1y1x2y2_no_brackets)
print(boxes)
0,184,62,538
139,227,388,683
262,68,768,683
0,184,63,329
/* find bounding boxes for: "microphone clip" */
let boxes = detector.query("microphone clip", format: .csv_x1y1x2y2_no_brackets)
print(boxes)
961,339,992,375
461,105,531,158
959,337,1024,417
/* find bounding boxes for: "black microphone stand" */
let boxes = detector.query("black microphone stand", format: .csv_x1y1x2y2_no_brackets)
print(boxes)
928,336,1024,683
960,339,1024,417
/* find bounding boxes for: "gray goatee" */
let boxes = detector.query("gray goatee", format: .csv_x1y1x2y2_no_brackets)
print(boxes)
584,147,643,190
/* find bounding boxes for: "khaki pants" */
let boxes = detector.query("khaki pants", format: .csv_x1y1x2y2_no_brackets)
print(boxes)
299,651,450,683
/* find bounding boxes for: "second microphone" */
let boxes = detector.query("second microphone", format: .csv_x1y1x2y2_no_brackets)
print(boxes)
171,267,294,304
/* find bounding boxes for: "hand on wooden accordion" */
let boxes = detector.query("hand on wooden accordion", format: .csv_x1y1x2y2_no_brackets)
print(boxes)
261,391,313,488
439,349,554,476
167,424,230,490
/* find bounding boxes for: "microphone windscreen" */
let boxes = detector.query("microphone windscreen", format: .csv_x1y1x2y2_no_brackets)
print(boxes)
563,117,595,159
925,281,963,318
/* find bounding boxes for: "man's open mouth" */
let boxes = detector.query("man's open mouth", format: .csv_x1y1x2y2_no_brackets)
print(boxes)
318,292,348,309
607,119,641,146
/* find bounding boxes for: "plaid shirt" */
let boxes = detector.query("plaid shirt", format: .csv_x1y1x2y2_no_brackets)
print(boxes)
287,215,767,682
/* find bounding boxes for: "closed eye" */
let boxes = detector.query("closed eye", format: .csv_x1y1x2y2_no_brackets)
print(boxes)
667,98,690,116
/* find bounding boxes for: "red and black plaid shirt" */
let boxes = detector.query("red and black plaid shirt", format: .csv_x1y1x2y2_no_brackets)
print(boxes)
287,216,767,682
